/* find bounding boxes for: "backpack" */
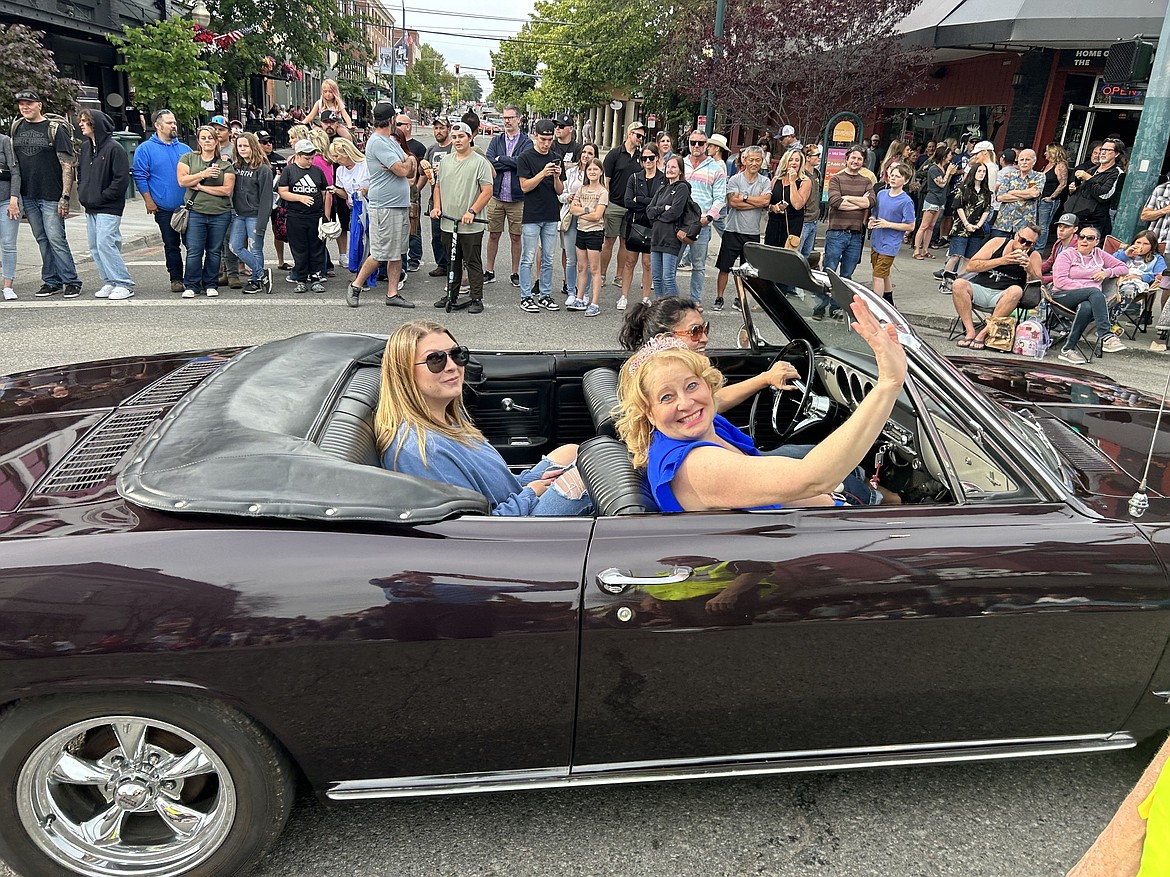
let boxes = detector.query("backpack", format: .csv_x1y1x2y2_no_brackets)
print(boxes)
10,114,77,165
678,198,703,243
1012,318,1051,359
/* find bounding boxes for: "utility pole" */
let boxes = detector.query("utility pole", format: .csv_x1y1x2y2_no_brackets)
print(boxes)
1113,24,1170,240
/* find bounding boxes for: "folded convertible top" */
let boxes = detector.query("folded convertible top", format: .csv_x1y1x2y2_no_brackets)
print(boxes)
118,332,490,524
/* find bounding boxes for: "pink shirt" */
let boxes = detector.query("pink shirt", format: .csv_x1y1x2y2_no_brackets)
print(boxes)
1052,247,1127,291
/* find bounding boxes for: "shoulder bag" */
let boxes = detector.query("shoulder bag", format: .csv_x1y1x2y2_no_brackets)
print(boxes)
170,197,195,233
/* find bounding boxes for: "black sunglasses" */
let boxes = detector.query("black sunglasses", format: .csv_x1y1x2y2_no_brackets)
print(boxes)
1014,234,1037,249
689,139,706,145
671,322,711,341
641,154,656,161
416,345,470,373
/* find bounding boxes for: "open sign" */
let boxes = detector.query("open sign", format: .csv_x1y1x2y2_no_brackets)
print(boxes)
1093,76,1147,109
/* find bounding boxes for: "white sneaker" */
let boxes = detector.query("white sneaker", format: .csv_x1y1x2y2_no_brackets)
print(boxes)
2,287,14,301
1100,333,1126,353
676,263,692,272
94,283,114,299
616,296,627,310
108,286,133,301
1058,348,1089,365
182,288,196,298
565,294,575,307
642,297,651,306
205,287,219,297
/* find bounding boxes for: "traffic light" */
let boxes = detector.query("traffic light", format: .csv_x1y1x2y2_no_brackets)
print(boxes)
1104,39,1155,84
454,64,460,76
487,67,495,81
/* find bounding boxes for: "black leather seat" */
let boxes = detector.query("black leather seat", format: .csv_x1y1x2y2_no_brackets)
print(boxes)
582,367,620,437
317,367,383,467
576,435,658,516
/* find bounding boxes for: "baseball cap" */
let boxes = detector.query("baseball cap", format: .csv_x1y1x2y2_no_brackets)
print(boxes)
293,139,317,154
1000,148,1017,164
1057,213,1079,227
14,89,40,102
229,119,242,128
319,109,338,123
372,102,394,123
780,125,795,137
451,122,472,136
972,140,995,154
626,121,646,135
554,113,574,127
209,115,228,128
533,119,555,136
256,130,272,143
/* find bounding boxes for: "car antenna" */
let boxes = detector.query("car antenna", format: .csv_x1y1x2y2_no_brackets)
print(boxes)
1129,366,1170,518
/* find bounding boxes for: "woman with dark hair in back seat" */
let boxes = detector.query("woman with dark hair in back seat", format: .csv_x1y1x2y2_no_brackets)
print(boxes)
618,297,796,412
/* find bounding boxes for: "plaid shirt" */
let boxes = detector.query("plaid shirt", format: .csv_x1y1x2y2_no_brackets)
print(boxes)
1145,181,1170,247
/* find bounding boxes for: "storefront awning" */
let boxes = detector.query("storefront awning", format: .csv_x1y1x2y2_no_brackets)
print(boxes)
900,0,1168,49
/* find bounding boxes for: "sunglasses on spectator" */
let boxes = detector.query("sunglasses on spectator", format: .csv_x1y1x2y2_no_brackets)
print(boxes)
1014,234,1037,249
416,346,470,373
671,322,711,341
1079,234,1100,242
641,154,656,161
689,139,706,146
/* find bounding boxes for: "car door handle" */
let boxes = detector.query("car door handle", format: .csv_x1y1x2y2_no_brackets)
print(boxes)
596,566,693,595
502,397,532,412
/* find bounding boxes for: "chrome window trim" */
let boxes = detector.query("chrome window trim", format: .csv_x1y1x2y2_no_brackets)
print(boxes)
328,732,1133,801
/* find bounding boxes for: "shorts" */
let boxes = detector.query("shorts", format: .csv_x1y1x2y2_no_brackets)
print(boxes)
488,197,524,235
870,252,895,278
603,203,627,238
948,234,985,259
715,231,759,272
368,206,410,260
967,280,1012,309
575,229,603,251
923,198,945,212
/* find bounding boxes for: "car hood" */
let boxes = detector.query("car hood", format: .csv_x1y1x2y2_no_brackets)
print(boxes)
947,356,1166,408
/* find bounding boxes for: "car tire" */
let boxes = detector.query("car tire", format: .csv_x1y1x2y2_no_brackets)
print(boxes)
0,692,294,877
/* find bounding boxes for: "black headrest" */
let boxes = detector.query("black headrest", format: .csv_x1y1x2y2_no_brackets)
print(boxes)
577,435,657,516
582,367,620,437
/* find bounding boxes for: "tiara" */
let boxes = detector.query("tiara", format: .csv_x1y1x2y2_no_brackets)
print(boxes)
626,335,691,374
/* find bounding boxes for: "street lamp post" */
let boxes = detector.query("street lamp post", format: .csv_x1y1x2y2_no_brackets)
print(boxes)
190,0,210,27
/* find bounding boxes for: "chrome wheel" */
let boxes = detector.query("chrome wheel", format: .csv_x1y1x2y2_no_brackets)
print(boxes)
15,714,237,876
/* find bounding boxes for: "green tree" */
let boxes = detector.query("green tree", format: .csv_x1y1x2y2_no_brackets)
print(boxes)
456,74,482,103
488,0,674,114
203,0,366,75
0,24,83,120
109,19,213,127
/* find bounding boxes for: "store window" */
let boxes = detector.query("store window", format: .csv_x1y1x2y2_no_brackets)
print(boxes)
885,106,1001,148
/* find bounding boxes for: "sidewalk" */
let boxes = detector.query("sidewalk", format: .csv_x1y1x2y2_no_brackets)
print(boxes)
11,206,162,291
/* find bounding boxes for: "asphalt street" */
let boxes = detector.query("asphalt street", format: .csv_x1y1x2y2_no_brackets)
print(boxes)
1,127,1167,876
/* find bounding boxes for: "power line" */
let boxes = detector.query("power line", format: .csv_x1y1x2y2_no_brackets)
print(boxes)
404,6,575,25
411,27,600,48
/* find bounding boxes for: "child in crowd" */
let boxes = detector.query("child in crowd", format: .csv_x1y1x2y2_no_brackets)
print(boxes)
868,162,916,304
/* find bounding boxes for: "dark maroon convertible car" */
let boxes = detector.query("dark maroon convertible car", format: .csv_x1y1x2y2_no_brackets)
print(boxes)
3,244,1170,876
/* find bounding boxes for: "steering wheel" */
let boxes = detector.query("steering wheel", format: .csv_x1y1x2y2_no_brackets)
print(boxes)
749,338,832,444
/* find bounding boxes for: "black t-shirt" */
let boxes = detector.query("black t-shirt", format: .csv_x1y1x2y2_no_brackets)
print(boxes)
406,138,426,163
549,138,582,179
517,148,561,223
14,118,72,201
603,144,639,208
278,161,327,216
